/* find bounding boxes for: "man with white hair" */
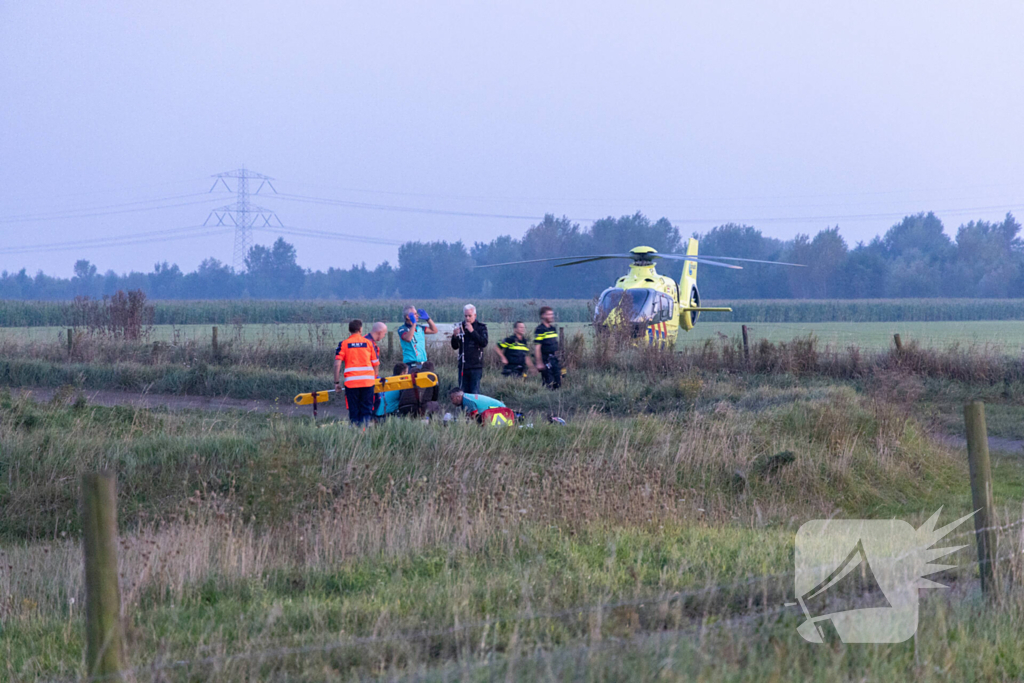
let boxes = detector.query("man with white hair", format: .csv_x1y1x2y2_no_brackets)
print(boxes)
450,303,488,394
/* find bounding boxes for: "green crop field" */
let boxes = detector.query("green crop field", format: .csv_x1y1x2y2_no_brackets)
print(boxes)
6,297,1024,327
6,319,1024,353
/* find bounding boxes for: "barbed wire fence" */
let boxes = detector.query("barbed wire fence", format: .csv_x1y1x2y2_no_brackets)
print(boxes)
46,514,1024,683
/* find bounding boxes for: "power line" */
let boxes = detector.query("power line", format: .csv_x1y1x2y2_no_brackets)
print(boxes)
0,223,404,257
265,190,1023,227
272,192,544,221
0,226,229,255
278,176,1024,207
0,195,228,224
253,225,404,246
667,203,1024,226
0,176,213,207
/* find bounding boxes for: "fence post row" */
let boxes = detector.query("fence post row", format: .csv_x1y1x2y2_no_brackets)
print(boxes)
964,401,997,595
82,471,125,679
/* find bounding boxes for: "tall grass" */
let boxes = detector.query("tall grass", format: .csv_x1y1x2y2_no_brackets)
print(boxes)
2,385,1006,681
3,329,1024,408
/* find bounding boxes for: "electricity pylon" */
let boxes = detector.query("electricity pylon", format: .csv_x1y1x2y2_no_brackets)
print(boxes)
206,168,283,270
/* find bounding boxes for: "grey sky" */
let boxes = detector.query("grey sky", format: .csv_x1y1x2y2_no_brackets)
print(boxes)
2,1,1023,277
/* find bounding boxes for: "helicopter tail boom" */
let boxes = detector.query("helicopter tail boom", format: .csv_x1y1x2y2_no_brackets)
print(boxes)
679,238,701,330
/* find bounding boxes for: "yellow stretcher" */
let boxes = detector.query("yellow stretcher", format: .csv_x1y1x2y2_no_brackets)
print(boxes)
293,372,439,406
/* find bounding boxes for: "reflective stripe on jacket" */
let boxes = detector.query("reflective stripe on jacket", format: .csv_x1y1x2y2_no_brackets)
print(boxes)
335,333,380,388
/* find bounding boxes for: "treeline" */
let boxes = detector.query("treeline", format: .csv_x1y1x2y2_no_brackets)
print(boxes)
2,211,1022,300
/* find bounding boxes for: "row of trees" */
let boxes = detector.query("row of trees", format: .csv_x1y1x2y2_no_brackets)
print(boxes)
2,212,1022,300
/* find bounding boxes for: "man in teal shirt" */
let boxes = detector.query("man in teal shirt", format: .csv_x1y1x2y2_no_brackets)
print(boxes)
398,306,439,369
449,388,506,413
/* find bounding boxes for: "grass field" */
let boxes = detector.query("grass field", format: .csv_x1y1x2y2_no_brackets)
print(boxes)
7,319,1024,353
5,375,1024,681
8,300,1024,680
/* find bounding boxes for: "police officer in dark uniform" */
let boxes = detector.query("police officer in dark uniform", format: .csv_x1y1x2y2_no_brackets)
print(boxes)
495,321,533,378
533,306,561,389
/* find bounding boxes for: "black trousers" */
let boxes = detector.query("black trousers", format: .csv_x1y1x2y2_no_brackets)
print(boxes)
461,367,483,394
541,355,561,389
501,364,527,377
344,386,375,424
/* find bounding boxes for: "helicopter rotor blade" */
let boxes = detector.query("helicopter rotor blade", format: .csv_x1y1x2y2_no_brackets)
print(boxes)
654,254,743,270
553,256,634,267
662,254,805,267
473,254,630,268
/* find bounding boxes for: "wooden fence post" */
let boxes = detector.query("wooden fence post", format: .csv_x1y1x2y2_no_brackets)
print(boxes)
387,331,395,360
741,325,750,363
67,328,73,357
211,326,219,355
82,471,124,679
558,326,565,350
964,401,997,595
893,333,902,351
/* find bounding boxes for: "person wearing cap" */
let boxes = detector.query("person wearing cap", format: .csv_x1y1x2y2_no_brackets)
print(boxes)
398,305,438,371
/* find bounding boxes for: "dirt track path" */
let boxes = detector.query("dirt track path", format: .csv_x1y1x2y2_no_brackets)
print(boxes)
930,432,1024,455
11,386,1024,452
8,386,326,419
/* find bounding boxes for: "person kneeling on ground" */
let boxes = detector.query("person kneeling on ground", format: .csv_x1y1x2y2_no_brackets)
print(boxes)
449,387,506,413
374,363,407,418
496,321,534,378
398,360,441,417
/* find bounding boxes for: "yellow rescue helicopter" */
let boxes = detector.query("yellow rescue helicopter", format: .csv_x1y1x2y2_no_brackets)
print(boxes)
477,237,802,346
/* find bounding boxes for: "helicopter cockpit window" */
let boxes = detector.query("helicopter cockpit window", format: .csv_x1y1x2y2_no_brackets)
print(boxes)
594,288,624,324
596,288,673,324
620,290,652,320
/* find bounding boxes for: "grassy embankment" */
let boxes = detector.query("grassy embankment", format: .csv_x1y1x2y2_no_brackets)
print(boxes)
4,372,1024,680
5,327,1024,438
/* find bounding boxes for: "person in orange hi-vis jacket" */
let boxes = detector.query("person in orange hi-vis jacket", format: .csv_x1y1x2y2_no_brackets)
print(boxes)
334,319,380,425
